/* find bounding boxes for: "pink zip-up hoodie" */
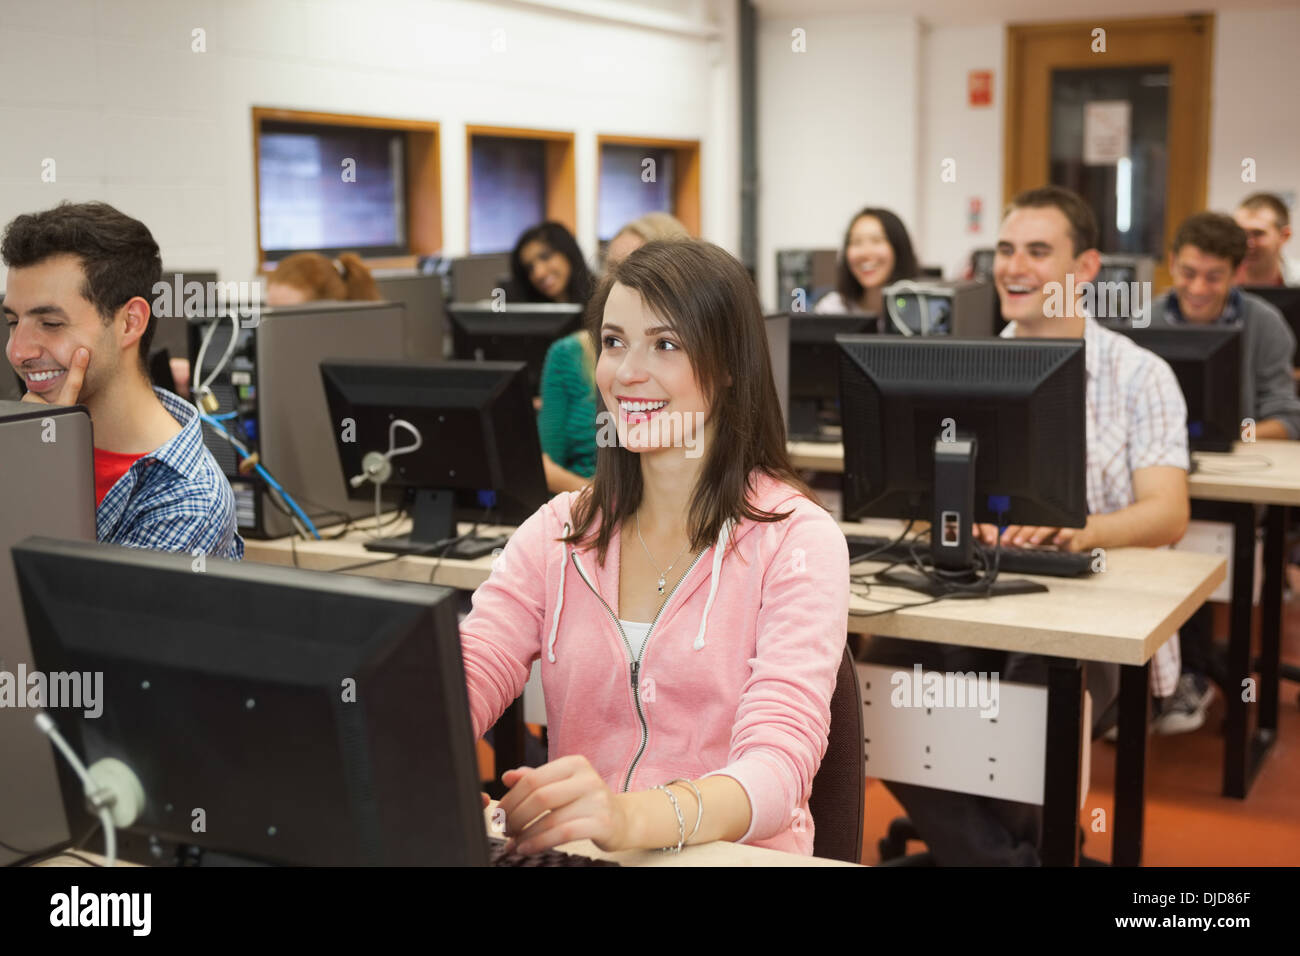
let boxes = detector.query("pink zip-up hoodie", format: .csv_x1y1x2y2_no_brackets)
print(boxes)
459,470,850,854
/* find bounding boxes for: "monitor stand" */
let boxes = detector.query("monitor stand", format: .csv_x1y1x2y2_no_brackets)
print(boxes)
364,489,507,559
878,433,1047,598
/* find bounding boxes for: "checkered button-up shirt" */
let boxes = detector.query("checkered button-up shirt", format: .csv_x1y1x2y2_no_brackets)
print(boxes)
1004,317,1188,696
96,388,244,561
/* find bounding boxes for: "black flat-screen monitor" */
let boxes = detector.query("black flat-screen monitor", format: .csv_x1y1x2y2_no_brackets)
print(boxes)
14,537,485,866
1241,286,1300,366
787,314,879,439
1104,323,1242,453
321,359,550,556
448,303,583,396
838,335,1087,582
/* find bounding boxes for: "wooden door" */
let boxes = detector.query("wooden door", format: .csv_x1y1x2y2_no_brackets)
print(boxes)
1005,15,1214,291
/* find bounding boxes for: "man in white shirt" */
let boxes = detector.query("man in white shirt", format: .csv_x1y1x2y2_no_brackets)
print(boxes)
871,186,1190,865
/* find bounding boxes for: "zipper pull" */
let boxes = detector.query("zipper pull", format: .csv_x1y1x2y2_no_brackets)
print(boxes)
630,660,640,689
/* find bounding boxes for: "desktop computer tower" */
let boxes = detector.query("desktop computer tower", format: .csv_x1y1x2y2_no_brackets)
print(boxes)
191,301,429,540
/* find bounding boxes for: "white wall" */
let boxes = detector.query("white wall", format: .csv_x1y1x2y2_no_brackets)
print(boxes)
1208,6,1300,275
919,23,1005,278
757,4,1300,297
756,14,921,310
0,0,736,287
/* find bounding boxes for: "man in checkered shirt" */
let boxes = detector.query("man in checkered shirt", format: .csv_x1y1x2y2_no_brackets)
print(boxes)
871,186,1190,866
3,202,242,561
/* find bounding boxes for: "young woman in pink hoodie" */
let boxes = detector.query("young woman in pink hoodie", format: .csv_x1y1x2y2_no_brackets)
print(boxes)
461,240,850,856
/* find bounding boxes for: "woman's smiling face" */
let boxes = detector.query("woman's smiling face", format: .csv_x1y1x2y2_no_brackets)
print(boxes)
596,282,712,456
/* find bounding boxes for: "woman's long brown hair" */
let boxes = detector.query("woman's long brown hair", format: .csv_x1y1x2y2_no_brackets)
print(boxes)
563,239,814,563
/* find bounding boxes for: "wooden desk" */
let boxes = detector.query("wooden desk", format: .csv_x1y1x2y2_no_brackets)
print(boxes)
243,516,509,591
480,804,856,867
788,439,846,474
33,810,855,867
1187,441,1300,799
840,522,1223,866
790,438,1295,801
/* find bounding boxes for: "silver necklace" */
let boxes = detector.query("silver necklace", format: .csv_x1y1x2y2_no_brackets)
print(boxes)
635,512,693,595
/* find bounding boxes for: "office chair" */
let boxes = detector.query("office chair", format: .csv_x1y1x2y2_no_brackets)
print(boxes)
808,645,866,863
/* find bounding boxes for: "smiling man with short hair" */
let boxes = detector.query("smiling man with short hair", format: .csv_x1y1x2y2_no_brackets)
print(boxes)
2,201,242,560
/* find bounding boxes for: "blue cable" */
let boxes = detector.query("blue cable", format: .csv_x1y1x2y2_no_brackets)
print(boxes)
198,413,321,539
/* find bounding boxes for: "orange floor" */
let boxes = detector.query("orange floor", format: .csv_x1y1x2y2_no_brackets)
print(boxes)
863,602,1300,866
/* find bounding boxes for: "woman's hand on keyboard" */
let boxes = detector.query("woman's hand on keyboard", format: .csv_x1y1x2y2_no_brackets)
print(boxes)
496,755,630,856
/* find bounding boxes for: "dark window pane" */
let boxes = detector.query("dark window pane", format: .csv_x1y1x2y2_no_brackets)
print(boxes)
598,144,675,239
259,122,406,256
470,136,546,254
1049,67,1169,256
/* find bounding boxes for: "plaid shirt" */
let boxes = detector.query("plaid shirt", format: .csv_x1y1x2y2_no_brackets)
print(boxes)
96,388,244,560
1004,317,1188,696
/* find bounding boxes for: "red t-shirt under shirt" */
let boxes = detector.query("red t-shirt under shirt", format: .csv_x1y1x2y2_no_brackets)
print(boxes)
94,448,147,506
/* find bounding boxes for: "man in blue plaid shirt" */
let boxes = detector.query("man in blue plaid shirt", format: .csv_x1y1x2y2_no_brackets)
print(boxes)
3,202,242,560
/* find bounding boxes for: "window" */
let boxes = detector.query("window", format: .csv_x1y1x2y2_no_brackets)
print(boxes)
468,136,546,254
465,127,576,255
596,136,701,239
252,109,442,269
258,122,406,259
598,145,676,239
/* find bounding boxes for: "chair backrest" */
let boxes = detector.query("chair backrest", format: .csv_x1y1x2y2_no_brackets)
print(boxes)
809,645,865,863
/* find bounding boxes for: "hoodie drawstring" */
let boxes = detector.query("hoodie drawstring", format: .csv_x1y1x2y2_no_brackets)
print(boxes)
693,519,732,651
546,521,571,663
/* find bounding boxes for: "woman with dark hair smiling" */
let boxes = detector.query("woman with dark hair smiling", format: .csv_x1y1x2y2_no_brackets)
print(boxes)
459,240,849,856
815,207,919,325
509,221,594,305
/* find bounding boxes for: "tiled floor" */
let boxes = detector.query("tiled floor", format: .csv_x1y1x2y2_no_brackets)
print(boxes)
862,602,1300,866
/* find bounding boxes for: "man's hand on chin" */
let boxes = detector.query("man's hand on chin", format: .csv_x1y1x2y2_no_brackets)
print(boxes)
19,347,89,407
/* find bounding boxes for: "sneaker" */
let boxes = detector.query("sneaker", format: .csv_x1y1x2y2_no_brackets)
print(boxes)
1153,674,1216,735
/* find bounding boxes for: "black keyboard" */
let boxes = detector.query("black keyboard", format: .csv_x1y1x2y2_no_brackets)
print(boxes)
488,836,620,867
846,535,1094,578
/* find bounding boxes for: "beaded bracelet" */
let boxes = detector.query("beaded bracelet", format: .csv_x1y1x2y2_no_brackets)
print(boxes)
652,784,686,853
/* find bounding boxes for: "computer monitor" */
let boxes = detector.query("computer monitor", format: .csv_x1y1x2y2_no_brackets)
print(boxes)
1081,255,1156,322
373,269,447,359
447,303,584,396
775,249,838,313
969,248,995,283
1104,323,1242,453
0,403,95,864
1240,286,1300,366
451,253,512,302
787,314,880,440
882,279,997,337
154,273,220,366
320,359,550,557
764,313,790,432
838,336,1087,591
13,536,491,866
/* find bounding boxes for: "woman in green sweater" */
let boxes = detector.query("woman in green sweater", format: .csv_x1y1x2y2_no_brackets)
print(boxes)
539,212,691,492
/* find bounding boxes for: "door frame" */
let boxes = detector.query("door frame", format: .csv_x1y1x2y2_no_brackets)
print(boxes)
1004,15,1215,288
